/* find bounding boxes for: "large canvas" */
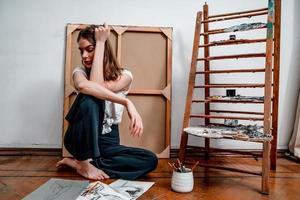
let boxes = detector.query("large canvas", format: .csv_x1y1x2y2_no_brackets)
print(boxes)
63,24,172,158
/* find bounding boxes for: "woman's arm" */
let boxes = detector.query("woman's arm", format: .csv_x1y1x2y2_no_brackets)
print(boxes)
75,72,127,106
90,24,131,93
104,72,132,93
89,23,109,86
74,72,143,136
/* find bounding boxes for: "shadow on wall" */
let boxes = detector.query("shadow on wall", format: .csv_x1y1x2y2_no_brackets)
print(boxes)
284,0,300,143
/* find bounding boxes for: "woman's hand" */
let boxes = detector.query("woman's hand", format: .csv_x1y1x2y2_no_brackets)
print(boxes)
95,23,110,43
125,99,143,137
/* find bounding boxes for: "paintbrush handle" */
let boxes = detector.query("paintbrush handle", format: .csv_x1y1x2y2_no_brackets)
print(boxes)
191,161,199,171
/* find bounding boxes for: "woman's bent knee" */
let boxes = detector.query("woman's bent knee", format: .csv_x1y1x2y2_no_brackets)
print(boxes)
145,150,158,171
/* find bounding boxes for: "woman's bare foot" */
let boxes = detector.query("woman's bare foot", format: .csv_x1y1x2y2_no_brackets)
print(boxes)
56,158,109,180
56,158,78,169
76,160,109,180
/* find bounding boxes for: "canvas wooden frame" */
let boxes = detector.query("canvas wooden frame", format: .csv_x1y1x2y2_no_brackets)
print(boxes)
63,24,172,158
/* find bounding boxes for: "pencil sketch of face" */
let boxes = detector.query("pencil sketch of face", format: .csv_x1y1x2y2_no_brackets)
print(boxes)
115,186,143,198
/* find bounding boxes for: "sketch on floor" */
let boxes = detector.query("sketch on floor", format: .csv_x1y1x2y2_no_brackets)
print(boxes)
76,180,154,200
22,178,89,200
110,179,155,200
76,181,129,200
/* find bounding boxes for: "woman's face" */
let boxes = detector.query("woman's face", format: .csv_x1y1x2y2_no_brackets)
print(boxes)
78,38,95,68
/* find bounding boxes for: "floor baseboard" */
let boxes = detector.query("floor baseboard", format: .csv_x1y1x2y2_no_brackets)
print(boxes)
0,148,61,156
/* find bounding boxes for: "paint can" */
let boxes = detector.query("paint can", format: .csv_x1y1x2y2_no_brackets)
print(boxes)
171,168,194,193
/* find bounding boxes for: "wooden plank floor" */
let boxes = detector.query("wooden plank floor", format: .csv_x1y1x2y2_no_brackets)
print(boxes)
0,155,300,200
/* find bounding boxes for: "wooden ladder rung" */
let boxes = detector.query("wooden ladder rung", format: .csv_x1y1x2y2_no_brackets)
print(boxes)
190,114,264,121
208,7,268,19
197,53,266,61
201,164,262,175
192,99,264,104
199,39,267,48
196,68,266,74
194,84,265,88
200,26,266,36
210,109,264,115
202,11,268,23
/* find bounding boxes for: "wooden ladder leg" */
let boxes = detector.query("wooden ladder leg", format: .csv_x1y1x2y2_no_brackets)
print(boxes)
179,11,203,162
270,0,282,171
204,138,210,160
203,3,210,161
179,132,189,162
264,0,275,174
262,141,271,194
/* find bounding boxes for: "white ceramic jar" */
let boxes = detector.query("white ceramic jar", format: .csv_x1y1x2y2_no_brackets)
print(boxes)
171,169,194,193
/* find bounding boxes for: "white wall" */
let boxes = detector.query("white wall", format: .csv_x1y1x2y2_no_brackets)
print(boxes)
0,0,299,150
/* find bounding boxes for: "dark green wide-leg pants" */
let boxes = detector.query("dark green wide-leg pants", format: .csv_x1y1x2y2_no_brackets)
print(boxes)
64,94,158,180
